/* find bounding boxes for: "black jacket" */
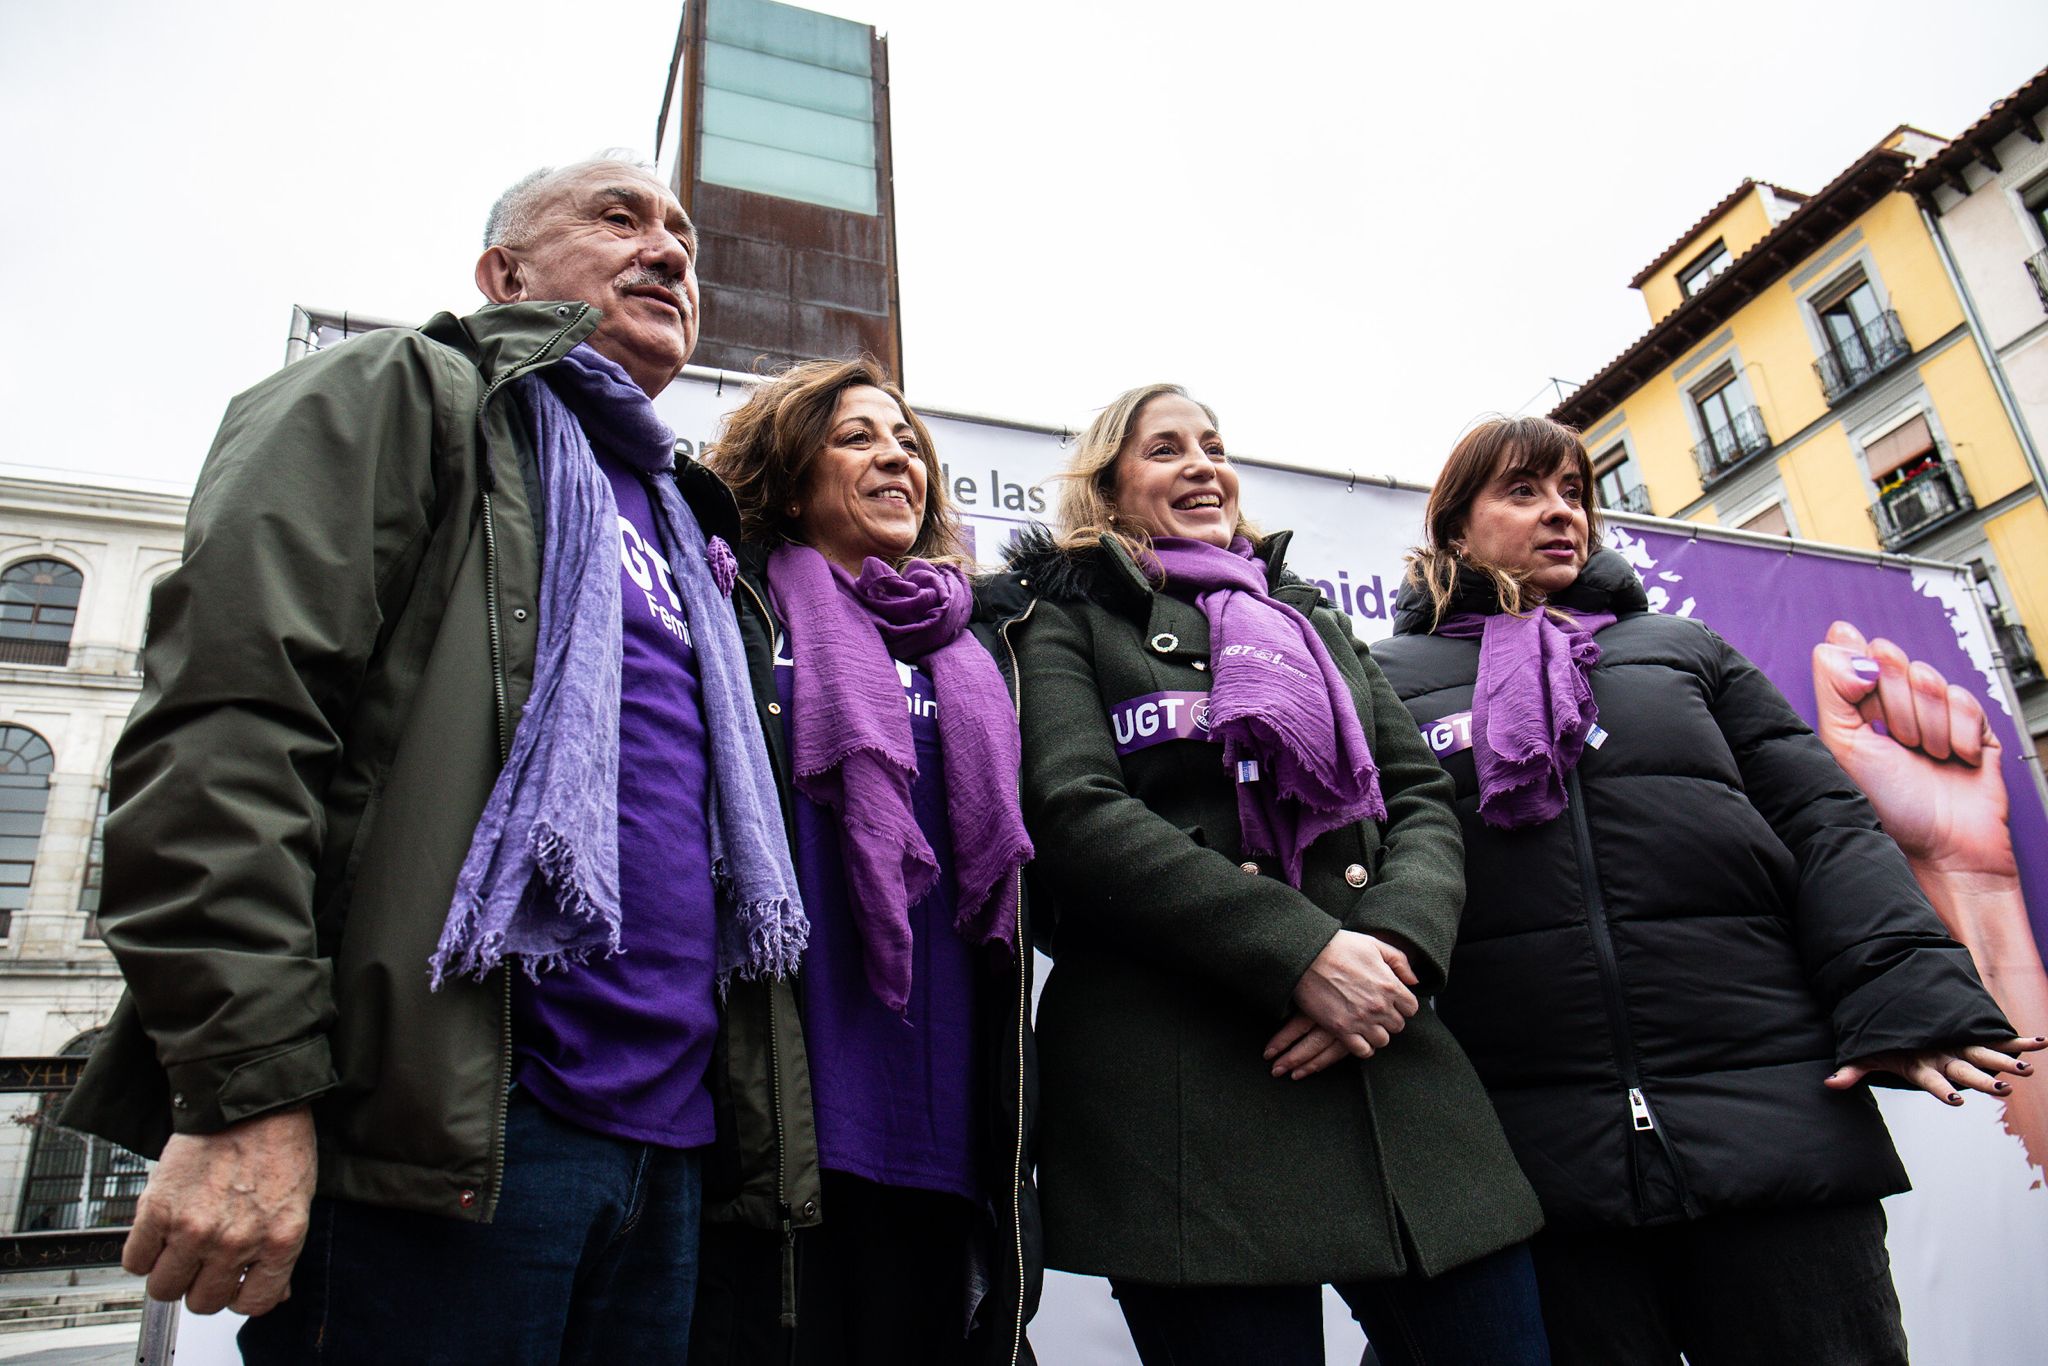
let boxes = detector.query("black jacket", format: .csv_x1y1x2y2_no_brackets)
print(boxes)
695,544,1040,1366
1369,549,2013,1230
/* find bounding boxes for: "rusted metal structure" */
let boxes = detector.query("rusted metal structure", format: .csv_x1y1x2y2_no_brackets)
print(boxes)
656,0,904,382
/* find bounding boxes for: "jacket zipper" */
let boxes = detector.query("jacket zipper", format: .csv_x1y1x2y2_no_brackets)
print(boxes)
998,600,1036,1366
735,574,801,1331
1565,768,1697,1219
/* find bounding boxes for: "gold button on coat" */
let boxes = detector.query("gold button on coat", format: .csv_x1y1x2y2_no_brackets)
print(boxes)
1344,863,1369,888
1239,861,1260,875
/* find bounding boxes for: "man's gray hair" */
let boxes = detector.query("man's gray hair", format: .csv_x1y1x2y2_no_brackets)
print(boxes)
483,150,668,249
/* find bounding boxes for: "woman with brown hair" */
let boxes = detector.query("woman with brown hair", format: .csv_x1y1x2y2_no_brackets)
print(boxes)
1369,414,2041,1365
1000,383,1548,1366
688,358,1038,1366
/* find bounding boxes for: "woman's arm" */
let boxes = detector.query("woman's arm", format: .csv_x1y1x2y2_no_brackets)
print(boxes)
1017,598,1343,1017
1701,627,2016,1065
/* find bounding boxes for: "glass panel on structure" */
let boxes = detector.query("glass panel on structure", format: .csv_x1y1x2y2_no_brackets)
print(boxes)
80,780,107,938
700,0,879,214
1679,242,1731,298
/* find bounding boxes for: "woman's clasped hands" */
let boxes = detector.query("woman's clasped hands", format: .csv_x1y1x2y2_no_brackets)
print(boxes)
1265,930,1421,1080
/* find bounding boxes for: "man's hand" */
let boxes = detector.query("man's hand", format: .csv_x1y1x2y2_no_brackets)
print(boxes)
122,1105,316,1316
1287,931,1420,1064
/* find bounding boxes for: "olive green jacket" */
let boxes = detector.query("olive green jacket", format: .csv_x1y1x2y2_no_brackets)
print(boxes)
1004,529,1542,1285
62,303,768,1224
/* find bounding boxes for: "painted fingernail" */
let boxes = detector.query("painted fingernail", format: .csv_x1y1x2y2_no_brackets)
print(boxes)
1851,656,1881,680
2017,1062,2032,1074
1949,1092,1964,1104
1994,1081,2011,1093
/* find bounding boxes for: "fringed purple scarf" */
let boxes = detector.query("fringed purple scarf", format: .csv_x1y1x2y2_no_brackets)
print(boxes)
766,544,1030,1014
1149,536,1385,887
1436,607,1616,829
430,343,806,990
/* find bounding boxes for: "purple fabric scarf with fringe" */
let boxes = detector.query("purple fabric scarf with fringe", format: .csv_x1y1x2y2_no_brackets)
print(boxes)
765,544,1028,1014
1149,536,1385,887
430,344,806,990
1436,607,1615,829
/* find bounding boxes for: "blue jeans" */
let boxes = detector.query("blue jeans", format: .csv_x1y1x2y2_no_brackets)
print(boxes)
1113,1242,1549,1366
239,1090,703,1365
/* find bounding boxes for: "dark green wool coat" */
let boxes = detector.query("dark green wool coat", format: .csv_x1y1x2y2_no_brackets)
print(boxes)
1002,529,1541,1287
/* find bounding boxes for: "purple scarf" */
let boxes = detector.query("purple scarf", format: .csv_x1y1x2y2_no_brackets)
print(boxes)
1149,536,1386,887
430,344,806,989
766,544,1030,1014
1437,607,1616,829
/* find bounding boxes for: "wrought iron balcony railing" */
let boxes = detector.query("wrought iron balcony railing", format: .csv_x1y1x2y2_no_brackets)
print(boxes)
0,638,70,668
1690,405,1772,483
1990,608,2043,689
2027,250,2048,314
1869,456,1975,549
1606,483,1653,515
1814,310,1911,406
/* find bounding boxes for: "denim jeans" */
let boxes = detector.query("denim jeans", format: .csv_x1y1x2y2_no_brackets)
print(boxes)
1112,1242,1550,1366
1530,1202,1906,1366
239,1090,704,1365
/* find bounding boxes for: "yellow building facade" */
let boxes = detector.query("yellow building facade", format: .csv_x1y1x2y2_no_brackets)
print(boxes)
1553,128,2048,745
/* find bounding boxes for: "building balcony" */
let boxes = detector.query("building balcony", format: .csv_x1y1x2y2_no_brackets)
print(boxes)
1992,608,2043,689
0,639,70,668
1813,310,1911,406
1690,405,1772,483
2028,250,2048,314
1868,455,1975,549
1607,483,1653,515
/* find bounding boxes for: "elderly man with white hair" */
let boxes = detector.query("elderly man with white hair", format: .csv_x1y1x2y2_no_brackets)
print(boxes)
62,154,803,1363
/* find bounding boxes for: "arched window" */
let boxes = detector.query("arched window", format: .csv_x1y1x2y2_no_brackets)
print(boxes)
16,1030,149,1232
0,558,82,667
0,725,54,939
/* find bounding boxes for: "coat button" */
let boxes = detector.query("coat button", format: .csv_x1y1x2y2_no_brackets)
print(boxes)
1191,660,1207,671
554,305,573,319
1149,632,1179,653
1344,863,1369,888
800,1200,818,1218
512,607,529,622
170,1093,187,1110
767,702,782,715
458,1189,477,1209
1239,861,1260,875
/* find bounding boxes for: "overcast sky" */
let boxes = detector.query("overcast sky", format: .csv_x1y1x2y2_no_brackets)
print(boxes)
4,1,2047,495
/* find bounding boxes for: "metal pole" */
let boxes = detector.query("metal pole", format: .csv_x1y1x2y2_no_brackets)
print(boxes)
133,1298,179,1366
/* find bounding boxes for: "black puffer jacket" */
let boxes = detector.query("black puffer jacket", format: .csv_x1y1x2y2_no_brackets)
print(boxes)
1369,550,2013,1231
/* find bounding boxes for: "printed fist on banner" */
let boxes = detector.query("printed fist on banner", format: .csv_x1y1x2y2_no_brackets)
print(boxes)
1814,619,2048,1172
1811,620,2012,875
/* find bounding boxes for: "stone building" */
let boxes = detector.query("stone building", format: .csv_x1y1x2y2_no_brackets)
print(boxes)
0,472,186,1233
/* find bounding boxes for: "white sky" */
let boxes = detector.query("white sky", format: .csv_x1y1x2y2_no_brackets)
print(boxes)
4,1,2046,493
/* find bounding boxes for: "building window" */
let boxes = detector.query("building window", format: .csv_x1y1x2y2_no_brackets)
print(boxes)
0,725,55,940
1594,445,1649,514
1973,561,2042,688
0,559,82,668
79,775,108,939
1689,368,1770,480
1811,274,1910,403
16,1031,150,1232
1738,502,1791,537
1678,241,1731,298
1864,413,1974,548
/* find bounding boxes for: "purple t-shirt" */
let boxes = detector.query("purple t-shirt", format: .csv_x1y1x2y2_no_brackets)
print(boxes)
512,451,720,1149
776,637,982,1200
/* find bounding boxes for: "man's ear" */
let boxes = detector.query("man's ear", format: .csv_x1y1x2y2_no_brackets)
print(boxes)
475,246,527,304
